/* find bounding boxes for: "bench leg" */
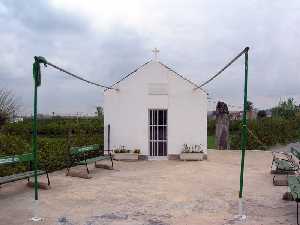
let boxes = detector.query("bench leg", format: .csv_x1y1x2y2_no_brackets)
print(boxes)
66,167,70,176
45,170,50,186
66,160,74,176
110,154,114,168
297,201,299,225
85,163,90,174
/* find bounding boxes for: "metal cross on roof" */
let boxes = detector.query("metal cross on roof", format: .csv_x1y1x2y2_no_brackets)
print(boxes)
152,48,160,61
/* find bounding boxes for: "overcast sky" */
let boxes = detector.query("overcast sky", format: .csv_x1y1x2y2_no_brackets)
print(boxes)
1,0,299,115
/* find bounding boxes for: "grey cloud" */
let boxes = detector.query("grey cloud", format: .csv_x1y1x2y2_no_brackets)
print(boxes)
0,1,149,114
1,0,88,33
1,0,300,114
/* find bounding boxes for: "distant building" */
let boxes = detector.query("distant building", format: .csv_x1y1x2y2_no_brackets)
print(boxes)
10,116,23,123
265,109,272,117
229,111,243,120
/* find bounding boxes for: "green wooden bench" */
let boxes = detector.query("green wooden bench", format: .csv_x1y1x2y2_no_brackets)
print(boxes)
291,147,300,160
272,158,299,174
272,146,300,164
271,148,300,186
66,144,113,175
0,153,50,187
288,175,300,225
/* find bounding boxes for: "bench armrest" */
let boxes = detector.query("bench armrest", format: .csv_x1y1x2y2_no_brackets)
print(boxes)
104,149,113,153
104,149,113,156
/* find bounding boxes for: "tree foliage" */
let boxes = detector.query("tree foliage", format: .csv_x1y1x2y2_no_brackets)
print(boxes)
0,89,19,127
246,100,253,112
96,106,104,119
257,110,267,119
272,98,298,119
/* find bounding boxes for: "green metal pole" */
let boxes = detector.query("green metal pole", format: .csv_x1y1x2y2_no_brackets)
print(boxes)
32,59,39,201
239,47,249,199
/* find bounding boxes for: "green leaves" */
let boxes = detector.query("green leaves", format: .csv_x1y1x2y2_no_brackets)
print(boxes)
272,98,298,119
2,117,103,138
231,116,300,150
0,134,30,176
209,114,300,150
0,117,104,175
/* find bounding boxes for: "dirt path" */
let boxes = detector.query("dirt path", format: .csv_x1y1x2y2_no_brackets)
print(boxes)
0,150,296,225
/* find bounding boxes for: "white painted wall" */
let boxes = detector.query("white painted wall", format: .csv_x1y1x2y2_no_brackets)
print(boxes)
104,60,207,157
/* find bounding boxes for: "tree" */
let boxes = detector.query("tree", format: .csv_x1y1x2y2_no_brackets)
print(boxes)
272,98,297,119
246,101,255,120
0,89,19,127
246,101,253,112
257,110,267,119
96,106,103,119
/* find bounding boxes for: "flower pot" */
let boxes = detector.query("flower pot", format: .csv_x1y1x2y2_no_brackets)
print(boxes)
180,153,204,161
113,153,139,161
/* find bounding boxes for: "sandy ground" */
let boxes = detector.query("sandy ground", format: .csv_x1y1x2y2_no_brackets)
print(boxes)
0,150,296,225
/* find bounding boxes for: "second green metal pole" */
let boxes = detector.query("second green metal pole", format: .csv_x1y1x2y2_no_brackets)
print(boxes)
239,47,249,199
33,58,39,201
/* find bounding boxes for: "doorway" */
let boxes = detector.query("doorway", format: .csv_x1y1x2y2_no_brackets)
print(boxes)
149,109,167,157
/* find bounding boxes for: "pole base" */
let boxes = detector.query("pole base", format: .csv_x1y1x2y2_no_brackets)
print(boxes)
31,217,42,222
31,200,42,222
234,198,246,221
234,214,247,221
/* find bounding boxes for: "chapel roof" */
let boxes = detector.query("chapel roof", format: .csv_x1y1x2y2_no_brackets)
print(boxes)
105,60,207,94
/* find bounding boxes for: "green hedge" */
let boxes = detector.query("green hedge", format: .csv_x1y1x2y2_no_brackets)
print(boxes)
2,117,103,139
0,117,104,176
0,134,104,176
209,115,300,150
38,137,68,172
230,117,300,150
0,134,31,176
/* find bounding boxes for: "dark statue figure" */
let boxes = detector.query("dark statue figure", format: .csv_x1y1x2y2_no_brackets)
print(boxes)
215,101,229,150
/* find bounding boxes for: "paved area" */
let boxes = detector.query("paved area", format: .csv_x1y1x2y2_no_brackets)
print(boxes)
0,150,296,225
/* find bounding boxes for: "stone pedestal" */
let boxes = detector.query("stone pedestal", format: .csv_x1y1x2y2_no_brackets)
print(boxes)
113,153,139,161
180,153,204,161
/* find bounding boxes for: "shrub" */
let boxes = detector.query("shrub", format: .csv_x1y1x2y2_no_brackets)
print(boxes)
38,137,68,172
133,149,141,154
2,117,103,139
207,119,216,136
0,133,104,176
0,134,31,176
230,117,300,150
272,98,298,119
0,116,105,176
38,135,104,172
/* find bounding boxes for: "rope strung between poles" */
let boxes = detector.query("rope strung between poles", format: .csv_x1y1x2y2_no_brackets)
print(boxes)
196,47,249,89
31,55,117,221
246,127,268,149
34,56,116,90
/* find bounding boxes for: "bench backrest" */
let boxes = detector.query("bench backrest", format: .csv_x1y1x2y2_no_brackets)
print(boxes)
288,175,300,200
291,147,300,160
70,144,100,156
0,153,33,166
